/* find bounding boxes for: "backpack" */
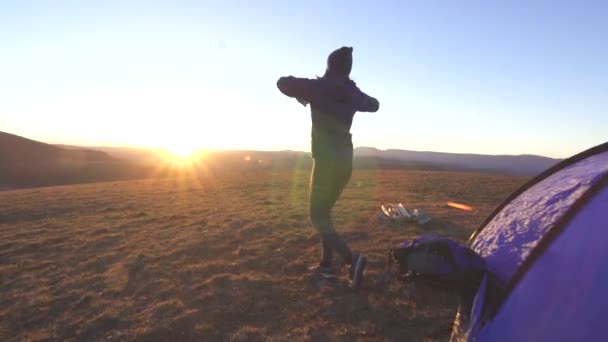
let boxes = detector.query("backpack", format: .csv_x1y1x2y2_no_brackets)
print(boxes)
386,235,486,295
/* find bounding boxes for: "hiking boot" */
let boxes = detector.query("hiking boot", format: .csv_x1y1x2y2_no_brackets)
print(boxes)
349,253,367,289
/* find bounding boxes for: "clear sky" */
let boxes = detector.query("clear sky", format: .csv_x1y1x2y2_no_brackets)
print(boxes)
1,1,606,158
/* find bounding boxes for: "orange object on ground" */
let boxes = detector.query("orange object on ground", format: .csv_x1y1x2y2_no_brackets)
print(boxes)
447,202,473,211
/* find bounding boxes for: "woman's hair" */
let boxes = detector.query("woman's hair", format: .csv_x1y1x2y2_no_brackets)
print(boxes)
324,46,353,79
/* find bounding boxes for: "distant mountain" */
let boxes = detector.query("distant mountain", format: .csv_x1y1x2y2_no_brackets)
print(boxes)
1,130,560,190
0,132,161,190
55,141,559,176
57,144,167,165
1,132,115,165
354,147,560,175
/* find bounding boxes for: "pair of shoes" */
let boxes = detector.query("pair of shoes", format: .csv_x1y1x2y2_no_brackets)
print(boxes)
349,253,367,290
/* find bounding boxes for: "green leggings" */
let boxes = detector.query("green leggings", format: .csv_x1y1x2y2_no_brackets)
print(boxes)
309,157,354,265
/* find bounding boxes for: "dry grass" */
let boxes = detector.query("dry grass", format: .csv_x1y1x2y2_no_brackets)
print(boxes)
0,169,526,341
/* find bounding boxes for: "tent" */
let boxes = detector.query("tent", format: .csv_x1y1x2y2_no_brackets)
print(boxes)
451,142,608,341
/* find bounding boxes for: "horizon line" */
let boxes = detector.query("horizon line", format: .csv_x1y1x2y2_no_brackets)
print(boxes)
0,130,578,159
55,142,563,160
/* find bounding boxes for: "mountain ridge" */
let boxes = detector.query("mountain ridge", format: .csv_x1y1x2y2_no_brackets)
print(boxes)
1,131,560,189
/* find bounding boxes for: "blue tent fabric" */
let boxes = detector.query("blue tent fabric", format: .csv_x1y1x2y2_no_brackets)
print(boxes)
475,185,608,341
452,143,608,342
471,151,608,282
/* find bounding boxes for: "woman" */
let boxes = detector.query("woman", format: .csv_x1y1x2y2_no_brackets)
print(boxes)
277,46,379,289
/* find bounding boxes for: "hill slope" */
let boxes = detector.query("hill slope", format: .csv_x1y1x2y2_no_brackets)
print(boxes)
1,131,114,165
0,132,156,189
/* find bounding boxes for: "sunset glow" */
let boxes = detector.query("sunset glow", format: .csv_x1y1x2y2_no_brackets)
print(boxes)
164,143,198,160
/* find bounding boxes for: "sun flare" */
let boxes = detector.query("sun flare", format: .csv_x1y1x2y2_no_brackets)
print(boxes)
162,141,200,161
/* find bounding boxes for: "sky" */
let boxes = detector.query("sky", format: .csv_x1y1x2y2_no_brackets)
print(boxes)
0,1,606,158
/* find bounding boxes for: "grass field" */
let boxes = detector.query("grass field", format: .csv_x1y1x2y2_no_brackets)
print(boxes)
0,169,526,341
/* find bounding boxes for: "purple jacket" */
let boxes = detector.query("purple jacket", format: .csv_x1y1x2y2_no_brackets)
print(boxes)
277,75,379,158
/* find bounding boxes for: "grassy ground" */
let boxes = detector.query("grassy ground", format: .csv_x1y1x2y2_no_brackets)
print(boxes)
0,169,526,341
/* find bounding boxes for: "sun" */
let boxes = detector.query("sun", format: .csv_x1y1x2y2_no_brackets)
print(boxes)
163,141,199,161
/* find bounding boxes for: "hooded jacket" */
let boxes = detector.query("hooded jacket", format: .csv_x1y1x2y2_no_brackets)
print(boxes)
277,74,379,159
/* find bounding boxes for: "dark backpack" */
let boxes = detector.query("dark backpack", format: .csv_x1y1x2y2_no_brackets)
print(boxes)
386,235,486,295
